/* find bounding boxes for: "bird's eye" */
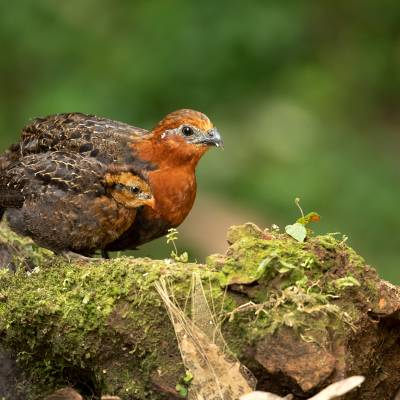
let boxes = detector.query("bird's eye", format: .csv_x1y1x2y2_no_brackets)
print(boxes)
182,126,194,136
129,186,140,194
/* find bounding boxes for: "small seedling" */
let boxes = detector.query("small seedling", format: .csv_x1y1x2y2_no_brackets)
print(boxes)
166,228,189,262
176,369,194,395
285,198,320,242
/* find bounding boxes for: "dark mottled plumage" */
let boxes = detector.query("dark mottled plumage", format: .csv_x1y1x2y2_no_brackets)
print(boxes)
8,112,148,164
1,151,106,199
0,109,222,254
0,151,154,255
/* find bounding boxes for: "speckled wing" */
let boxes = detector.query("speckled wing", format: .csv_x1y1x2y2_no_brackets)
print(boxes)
11,113,150,164
0,151,107,208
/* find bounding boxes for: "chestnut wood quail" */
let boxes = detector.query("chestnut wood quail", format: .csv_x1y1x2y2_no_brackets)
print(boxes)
0,109,222,255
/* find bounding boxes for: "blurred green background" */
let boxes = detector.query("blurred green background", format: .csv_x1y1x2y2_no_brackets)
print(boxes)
1,1,399,282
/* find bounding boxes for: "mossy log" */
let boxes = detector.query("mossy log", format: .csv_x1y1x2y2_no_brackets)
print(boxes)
0,222,400,400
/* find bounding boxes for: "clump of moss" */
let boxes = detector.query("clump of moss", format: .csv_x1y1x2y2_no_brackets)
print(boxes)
208,223,378,345
0,235,221,399
0,221,53,273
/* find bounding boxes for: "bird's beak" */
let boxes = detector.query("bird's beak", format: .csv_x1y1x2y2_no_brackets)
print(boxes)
198,128,224,148
145,198,156,209
138,193,156,209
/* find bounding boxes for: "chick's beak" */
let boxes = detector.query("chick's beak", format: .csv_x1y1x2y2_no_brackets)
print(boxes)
144,195,156,209
146,197,156,209
200,128,224,148
137,192,155,209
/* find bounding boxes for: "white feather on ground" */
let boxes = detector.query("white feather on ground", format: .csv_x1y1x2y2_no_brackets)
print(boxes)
240,376,365,400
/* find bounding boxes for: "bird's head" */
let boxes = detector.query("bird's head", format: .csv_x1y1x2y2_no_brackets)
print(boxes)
104,172,155,209
150,109,223,162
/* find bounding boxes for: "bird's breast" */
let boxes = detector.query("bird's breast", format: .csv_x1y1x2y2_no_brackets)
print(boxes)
148,167,197,227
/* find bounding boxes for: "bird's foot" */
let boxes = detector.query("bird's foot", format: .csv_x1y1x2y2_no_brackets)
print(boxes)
60,251,99,263
101,249,110,259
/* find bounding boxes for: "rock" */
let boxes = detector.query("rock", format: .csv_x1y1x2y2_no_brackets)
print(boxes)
44,387,83,400
255,328,336,392
0,345,29,400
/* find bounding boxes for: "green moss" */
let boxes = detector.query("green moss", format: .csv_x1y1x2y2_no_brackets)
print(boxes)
0,249,206,398
0,222,381,398
0,221,53,272
208,224,378,349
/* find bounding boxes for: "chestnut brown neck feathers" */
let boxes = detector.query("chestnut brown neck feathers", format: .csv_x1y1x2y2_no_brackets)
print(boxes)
124,109,216,227
129,136,206,226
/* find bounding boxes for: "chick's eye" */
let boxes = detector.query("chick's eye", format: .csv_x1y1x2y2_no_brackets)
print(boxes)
182,126,194,136
129,186,140,194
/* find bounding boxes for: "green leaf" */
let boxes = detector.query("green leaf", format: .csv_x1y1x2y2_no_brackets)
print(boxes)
277,266,291,273
334,276,361,289
182,370,193,384
297,212,321,226
179,252,189,263
285,223,307,242
175,383,188,398
255,257,272,278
